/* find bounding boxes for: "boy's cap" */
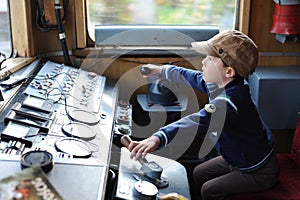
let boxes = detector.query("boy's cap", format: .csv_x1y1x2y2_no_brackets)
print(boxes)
191,30,258,78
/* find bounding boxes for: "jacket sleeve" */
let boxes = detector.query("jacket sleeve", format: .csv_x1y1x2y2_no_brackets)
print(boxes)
153,94,238,148
153,108,211,148
162,65,208,94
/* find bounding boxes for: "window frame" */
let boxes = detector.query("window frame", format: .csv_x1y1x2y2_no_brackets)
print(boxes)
75,0,249,49
0,0,13,60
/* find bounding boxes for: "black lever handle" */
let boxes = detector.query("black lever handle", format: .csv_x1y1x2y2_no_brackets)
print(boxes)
140,66,152,76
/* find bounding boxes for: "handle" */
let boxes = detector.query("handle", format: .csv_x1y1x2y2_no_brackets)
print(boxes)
140,66,151,76
120,135,132,148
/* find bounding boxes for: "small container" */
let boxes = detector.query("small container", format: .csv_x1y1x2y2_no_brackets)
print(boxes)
21,150,54,173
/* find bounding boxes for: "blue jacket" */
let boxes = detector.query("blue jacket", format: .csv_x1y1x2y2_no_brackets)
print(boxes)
154,66,274,172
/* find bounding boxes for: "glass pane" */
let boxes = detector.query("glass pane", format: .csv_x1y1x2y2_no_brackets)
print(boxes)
87,0,236,40
0,0,12,59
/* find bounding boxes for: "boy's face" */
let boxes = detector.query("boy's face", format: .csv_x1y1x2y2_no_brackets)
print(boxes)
201,55,231,87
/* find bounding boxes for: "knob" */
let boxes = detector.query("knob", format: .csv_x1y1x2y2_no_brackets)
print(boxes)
120,135,131,148
140,66,151,76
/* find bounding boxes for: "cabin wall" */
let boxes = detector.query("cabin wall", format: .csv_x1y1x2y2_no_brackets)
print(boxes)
249,0,300,67
247,0,300,152
9,0,77,60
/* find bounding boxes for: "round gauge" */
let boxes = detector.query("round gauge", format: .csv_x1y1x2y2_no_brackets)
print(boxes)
68,109,100,125
54,138,92,158
62,122,96,141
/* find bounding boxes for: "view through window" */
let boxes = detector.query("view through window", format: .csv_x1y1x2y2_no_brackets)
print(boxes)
0,0,12,61
87,0,237,41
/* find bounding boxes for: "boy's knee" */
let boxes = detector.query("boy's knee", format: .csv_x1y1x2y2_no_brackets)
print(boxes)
201,182,218,200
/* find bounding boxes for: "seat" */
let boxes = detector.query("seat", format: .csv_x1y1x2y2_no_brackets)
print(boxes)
225,118,300,200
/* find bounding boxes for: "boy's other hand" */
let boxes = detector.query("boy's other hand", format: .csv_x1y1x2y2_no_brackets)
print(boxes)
128,136,160,160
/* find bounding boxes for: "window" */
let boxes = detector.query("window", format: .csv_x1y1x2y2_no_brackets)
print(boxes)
0,0,12,62
87,0,237,41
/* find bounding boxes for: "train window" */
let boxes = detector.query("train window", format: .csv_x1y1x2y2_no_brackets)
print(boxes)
0,0,12,62
87,0,237,42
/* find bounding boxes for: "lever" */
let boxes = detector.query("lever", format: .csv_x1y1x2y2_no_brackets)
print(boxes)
140,66,152,76
120,135,163,180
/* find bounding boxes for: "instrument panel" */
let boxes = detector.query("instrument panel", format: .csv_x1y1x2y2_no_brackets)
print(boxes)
24,60,106,113
0,60,125,167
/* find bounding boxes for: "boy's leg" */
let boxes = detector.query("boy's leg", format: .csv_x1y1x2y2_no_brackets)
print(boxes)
193,156,231,199
196,153,279,200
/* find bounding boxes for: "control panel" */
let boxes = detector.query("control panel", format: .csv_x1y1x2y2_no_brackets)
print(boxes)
24,60,106,113
0,60,119,166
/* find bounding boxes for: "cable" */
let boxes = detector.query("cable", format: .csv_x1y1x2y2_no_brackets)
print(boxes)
35,0,69,32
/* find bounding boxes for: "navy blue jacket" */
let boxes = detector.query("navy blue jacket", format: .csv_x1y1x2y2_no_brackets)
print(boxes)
154,66,274,172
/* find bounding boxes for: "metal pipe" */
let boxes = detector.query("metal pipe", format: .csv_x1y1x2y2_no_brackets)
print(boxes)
54,0,72,66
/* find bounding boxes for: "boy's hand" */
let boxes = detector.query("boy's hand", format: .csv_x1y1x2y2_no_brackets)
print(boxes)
140,64,162,77
127,136,160,160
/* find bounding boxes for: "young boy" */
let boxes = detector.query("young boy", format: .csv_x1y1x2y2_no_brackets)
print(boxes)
126,30,279,200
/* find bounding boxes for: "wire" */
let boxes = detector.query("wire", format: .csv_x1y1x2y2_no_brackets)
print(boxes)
35,0,69,32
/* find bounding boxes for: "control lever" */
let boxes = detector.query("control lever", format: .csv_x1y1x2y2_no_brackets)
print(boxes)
140,66,179,106
140,66,152,76
121,135,169,188
121,135,162,179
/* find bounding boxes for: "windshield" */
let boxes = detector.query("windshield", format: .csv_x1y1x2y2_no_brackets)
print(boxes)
87,0,237,41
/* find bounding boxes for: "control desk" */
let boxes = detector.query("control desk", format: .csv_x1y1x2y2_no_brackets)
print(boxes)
0,59,191,200
0,59,119,199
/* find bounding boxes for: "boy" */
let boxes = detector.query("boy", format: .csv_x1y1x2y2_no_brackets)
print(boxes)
126,30,279,200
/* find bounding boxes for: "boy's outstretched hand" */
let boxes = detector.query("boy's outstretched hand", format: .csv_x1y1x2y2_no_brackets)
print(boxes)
140,64,163,77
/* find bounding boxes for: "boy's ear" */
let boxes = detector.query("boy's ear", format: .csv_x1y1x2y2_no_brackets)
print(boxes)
226,67,236,78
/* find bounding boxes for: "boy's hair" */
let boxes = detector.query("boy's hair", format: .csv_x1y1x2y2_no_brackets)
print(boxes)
191,30,258,78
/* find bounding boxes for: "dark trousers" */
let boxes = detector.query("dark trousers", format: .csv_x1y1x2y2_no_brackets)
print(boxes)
192,154,279,200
